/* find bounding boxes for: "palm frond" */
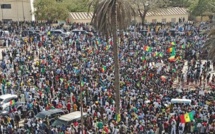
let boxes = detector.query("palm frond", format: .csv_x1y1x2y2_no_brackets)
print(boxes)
208,29,215,37
204,28,215,62
88,0,135,36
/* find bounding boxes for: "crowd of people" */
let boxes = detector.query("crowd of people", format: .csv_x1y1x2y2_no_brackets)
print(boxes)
0,21,214,134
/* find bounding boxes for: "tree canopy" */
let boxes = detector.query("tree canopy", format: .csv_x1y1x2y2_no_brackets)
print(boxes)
66,0,89,12
190,0,215,16
34,0,69,21
34,0,89,21
34,0,215,22
131,0,170,24
168,0,191,8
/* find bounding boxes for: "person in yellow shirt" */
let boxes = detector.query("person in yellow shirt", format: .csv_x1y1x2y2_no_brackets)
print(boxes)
73,103,77,111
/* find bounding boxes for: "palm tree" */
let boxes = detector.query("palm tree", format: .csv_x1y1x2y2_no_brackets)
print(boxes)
204,28,215,62
89,0,134,114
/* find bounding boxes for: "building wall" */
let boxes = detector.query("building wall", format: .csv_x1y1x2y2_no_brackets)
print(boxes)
195,16,210,22
0,0,32,21
69,14,189,24
68,17,91,24
134,14,189,23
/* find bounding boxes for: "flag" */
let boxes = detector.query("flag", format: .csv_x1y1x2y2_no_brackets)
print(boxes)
105,45,110,51
143,46,152,52
153,52,158,57
179,115,186,123
134,52,138,57
168,56,176,62
159,52,164,57
181,44,185,49
101,66,107,73
96,40,100,45
189,111,195,121
184,113,191,122
116,114,121,122
171,42,176,46
171,47,176,56
10,100,15,106
81,80,84,87
88,49,93,54
109,39,113,45
141,56,146,62
167,47,173,53
41,67,45,74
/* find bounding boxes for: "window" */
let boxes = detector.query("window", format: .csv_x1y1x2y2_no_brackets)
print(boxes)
1,4,11,9
0,99,3,104
4,98,11,103
152,19,157,23
2,19,12,23
50,112,63,119
171,18,176,22
162,18,166,23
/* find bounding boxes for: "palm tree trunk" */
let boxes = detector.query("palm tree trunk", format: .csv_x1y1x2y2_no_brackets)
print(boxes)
112,0,120,114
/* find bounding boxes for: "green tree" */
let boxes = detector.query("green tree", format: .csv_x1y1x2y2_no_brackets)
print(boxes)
66,0,89,12
168,0,191,7
204,29,215,62
199,1,215,62
89,0,134,114
34,0,69,21
190,0,215,17
132,0,170,25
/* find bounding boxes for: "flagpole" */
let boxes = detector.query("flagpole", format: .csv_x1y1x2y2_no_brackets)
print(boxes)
79,55,84,134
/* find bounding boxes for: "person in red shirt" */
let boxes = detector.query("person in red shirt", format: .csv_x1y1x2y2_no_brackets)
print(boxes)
57,102,63,109
164,119,169,133
72,95,76,103
67,102,71,112
103,125,109,133
73,120,79,127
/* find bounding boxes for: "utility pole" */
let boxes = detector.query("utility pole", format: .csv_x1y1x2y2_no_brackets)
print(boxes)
22,0,25,21
80,75,84,134
1,5,3,22
79,55,84,134
17,1,19,23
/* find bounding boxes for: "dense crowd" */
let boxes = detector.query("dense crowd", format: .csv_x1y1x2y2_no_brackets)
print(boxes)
0,21,214,134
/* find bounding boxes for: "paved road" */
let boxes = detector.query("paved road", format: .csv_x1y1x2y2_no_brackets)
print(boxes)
173,60,214,89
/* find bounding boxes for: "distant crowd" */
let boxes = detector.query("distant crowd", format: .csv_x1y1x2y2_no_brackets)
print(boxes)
0,21,214,134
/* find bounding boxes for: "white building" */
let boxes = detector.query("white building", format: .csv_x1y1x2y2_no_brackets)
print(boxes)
68,7,188,24
0,0,35,21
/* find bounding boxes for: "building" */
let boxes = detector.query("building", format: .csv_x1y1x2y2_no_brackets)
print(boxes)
68,12,93,24
69,7,188,24
0,0,35,22
138,7,188,23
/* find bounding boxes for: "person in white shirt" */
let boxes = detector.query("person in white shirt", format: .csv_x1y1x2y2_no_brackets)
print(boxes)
171,119,176,134
113,126,119,134
178,122,185,134
197,122,202,132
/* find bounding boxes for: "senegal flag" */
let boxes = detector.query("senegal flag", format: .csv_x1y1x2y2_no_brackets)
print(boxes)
143,46,152,52
168,56,175,62
184,113,191,122
10,100,15,106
